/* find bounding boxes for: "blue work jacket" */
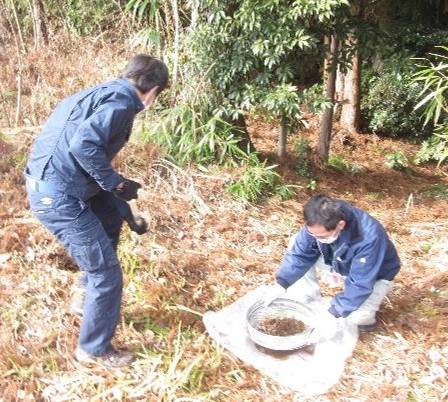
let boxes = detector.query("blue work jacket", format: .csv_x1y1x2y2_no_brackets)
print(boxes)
26,78,144,200
276,201,400,317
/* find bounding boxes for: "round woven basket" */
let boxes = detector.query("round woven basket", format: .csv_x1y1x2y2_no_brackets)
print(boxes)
246,298,314,351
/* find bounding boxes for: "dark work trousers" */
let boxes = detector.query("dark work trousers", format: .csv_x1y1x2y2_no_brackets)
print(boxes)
27,187,124,356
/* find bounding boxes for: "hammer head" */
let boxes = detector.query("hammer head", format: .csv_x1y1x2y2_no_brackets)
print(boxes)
112,196,148,235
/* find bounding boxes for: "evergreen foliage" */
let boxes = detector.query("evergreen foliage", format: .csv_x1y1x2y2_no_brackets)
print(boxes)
191,0,349,121
413,46,448,165
361,57,432,138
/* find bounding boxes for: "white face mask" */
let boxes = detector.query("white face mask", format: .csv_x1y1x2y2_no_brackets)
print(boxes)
306,222,345,244
318,233,339,244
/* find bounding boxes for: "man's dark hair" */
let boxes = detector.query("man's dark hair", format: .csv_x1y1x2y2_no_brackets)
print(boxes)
303,194,345,230
121,54,169,95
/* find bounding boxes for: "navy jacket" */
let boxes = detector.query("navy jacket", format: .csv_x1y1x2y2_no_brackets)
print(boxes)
276,201,400,318
27,78,144,200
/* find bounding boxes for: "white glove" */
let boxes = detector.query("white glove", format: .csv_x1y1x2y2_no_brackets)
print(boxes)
261,283,286,307
309,309,341,342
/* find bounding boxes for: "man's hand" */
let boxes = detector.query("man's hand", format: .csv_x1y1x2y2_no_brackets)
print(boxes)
113,179,141,201
126,214,148,235
262,283,286,307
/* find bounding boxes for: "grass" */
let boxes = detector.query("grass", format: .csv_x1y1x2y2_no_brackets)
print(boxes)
421,183,448,200
328,154,363,175
366,191,385,201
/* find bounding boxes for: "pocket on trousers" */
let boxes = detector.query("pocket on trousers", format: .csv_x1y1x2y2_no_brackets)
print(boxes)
28,191,59,214
28,191,83,218
67,236,119,273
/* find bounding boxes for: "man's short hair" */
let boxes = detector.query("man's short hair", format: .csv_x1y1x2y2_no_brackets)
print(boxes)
303,194,345,230
121,54,169,95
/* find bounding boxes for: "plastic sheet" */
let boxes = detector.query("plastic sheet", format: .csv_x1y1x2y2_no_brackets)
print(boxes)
203,284,359,396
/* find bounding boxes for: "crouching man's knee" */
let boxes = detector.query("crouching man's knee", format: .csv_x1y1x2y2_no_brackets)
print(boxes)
346,279,393,327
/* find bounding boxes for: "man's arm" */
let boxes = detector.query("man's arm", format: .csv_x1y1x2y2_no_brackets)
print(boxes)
329,234,388,317
275,228,320,288
68,96,134,191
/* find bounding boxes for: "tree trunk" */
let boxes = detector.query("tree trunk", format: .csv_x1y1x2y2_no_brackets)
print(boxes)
278,114,287,160
334,64,345,120
224,114,256,154
0,0,15,40
339,0,364,133
317,35,339,162
323,35,330,72
10,0,26,52
340,39,360,133
190,0,199,30
32,0,48,48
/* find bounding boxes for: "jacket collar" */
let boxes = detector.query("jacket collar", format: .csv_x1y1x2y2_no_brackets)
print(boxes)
115,78,145,113
338,201,363,245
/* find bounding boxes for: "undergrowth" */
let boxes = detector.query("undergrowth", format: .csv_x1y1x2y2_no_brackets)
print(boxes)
226,154,294,203
141,99,248,167
328,154,362,175
420,183,448,199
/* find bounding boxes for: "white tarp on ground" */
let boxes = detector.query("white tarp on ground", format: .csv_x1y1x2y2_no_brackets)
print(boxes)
203,284,359,397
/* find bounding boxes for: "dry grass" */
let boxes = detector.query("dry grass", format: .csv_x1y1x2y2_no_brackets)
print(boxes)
1,37,448,401
1,126,447,401
0,31,140,129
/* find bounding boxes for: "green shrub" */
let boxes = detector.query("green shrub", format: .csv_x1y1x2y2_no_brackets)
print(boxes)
226,155,293,203
415,125,448,165
385,151,409,170
385,27,448,58
306,178,318,190
300,84,332,114
49,0,120,35
328,154,348,171
412,46,448,165
294,137,312,178
361,58,432,138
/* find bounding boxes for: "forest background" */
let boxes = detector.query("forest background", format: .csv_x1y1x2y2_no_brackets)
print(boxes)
0,1,447,401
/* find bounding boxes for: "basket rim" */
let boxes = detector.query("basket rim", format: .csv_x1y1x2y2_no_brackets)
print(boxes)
246,298,314,350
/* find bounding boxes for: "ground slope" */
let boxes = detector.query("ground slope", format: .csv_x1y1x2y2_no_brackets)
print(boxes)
0,122,447,401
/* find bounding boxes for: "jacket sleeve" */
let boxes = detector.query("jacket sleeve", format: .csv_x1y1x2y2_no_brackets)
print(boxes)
330,232,388,317
275,228,320,289
68,97,134,191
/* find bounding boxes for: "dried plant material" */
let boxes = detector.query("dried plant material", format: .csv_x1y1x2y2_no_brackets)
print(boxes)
258,317,305,336
1,111,448,401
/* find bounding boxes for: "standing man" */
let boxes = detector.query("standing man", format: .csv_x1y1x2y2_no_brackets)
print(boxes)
272,194,400,337
25,55,169,367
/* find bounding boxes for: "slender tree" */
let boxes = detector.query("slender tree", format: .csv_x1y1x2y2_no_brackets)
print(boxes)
318,35,339,162
339,34,360,132
31,0,48,48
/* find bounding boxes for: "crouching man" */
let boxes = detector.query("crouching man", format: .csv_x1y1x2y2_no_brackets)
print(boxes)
273,194,400,337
